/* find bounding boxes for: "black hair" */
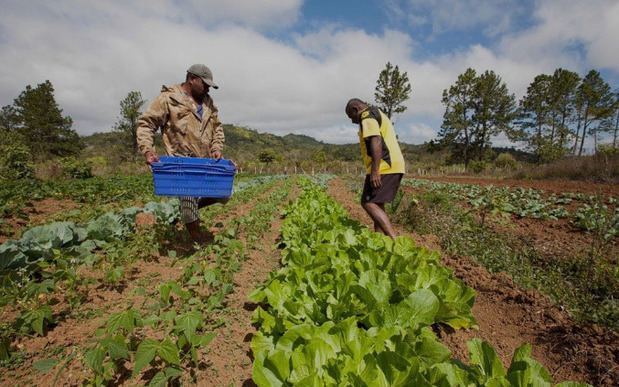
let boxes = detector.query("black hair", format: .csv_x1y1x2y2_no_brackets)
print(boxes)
345,98,366,114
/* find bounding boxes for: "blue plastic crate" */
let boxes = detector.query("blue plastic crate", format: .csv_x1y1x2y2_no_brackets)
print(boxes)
151,156,236,197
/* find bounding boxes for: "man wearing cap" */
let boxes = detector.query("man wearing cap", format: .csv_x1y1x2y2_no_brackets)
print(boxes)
137,64,230,242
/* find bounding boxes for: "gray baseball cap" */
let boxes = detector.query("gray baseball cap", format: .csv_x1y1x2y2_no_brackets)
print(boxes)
187,63,219,89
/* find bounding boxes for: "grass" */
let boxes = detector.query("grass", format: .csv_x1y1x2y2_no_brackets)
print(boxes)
397,190,618,330
512,153,619,183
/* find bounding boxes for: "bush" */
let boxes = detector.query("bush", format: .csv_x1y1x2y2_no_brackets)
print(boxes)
468,160,488,173
493,153,518,169
59,157,93,179
0,142,33,179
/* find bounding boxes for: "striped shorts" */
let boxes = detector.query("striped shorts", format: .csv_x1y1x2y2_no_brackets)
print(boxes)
180,196,229,224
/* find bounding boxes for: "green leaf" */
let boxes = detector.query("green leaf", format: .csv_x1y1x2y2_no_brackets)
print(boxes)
148,371,167,387
507,343,552,386
358,270,391,305
33,358,60,373
158,339,180,366
402,289,440,329
192,332,216,347
376,350,412,385
85,346,106,374
100,336,129,360
159,283,171,304
174,311,203,337
467,339,506,379
132,338,158,378
165,366,183,379
263,349,291,383
106,308,141,335
253,352,285,387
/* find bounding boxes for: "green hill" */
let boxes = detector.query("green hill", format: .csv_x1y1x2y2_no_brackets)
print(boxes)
82,124,426,169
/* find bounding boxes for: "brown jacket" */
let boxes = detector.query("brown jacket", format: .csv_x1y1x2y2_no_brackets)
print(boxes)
136,84,224,158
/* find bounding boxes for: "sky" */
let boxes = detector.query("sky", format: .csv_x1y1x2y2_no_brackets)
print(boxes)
1,0,618,150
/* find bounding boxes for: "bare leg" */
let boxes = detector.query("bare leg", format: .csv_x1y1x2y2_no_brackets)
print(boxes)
185,220,213,243
362,202,397,240
373,203,386,234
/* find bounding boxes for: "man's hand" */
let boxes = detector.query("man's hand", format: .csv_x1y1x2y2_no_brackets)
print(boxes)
370,170,382,189
144,151,160,171
212,149,222,160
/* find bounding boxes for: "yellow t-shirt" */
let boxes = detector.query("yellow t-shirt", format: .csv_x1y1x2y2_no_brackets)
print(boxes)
358,107,405,174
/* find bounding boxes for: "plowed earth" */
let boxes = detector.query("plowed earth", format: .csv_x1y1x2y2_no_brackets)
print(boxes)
327,177,618,387
1,180,298,386
3,176,617,386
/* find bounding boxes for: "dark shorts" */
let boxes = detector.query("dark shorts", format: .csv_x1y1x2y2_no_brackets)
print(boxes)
361,173,403,204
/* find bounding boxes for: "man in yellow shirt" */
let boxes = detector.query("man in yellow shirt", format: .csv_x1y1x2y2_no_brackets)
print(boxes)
345,98,405,240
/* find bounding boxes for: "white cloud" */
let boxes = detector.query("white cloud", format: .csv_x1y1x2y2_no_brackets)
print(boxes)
498,0,619,72
403,122,438,144
0,0,617,149
404,0,527,36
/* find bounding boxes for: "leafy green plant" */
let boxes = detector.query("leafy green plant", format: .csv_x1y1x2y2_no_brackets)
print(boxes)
249,179,588,386
14,304,54,336
84,335,130,386
0,140,33,179
59,157,93,179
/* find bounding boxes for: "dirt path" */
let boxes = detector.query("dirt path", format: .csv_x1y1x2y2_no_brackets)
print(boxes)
327,177,618,386
198,179,299,385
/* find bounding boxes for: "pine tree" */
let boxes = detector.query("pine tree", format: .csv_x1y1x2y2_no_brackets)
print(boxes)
113,91,145,161
574,70,614,155
10,80,82,160
374,62,412,119
517,69,580,162
439,68,516,168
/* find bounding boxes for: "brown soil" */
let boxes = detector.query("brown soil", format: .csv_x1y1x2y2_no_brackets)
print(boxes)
0,180,294,386
198,180,299,385
3,175,616,386
400,184,619,262
327,177,619,386
0,198,83,243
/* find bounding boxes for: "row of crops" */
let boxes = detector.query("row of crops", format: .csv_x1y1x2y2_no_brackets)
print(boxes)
249,178,587,386
0,173,598,385
401,179,618,238
0,174,289,385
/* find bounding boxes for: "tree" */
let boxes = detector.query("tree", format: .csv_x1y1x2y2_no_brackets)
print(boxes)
438,68,477,167
112,91,145,161
258,149,275,165
599,88,618,149
549,69,580,151
374,62,412,119
573,70,614,155
438,68,516,168
517,69,580,162
0,105,19,132
472,70,517,158
518,74,552,161
9,80,82,160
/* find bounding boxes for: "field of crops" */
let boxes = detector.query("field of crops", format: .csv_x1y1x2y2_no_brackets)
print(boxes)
0,173,617,386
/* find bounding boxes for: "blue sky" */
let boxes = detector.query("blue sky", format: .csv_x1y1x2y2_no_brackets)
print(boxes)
1,0,618,151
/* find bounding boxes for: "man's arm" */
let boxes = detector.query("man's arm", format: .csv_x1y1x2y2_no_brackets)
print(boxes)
368,136,382,189
360,112,382,189
208,101,225,160
137,94,168,165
